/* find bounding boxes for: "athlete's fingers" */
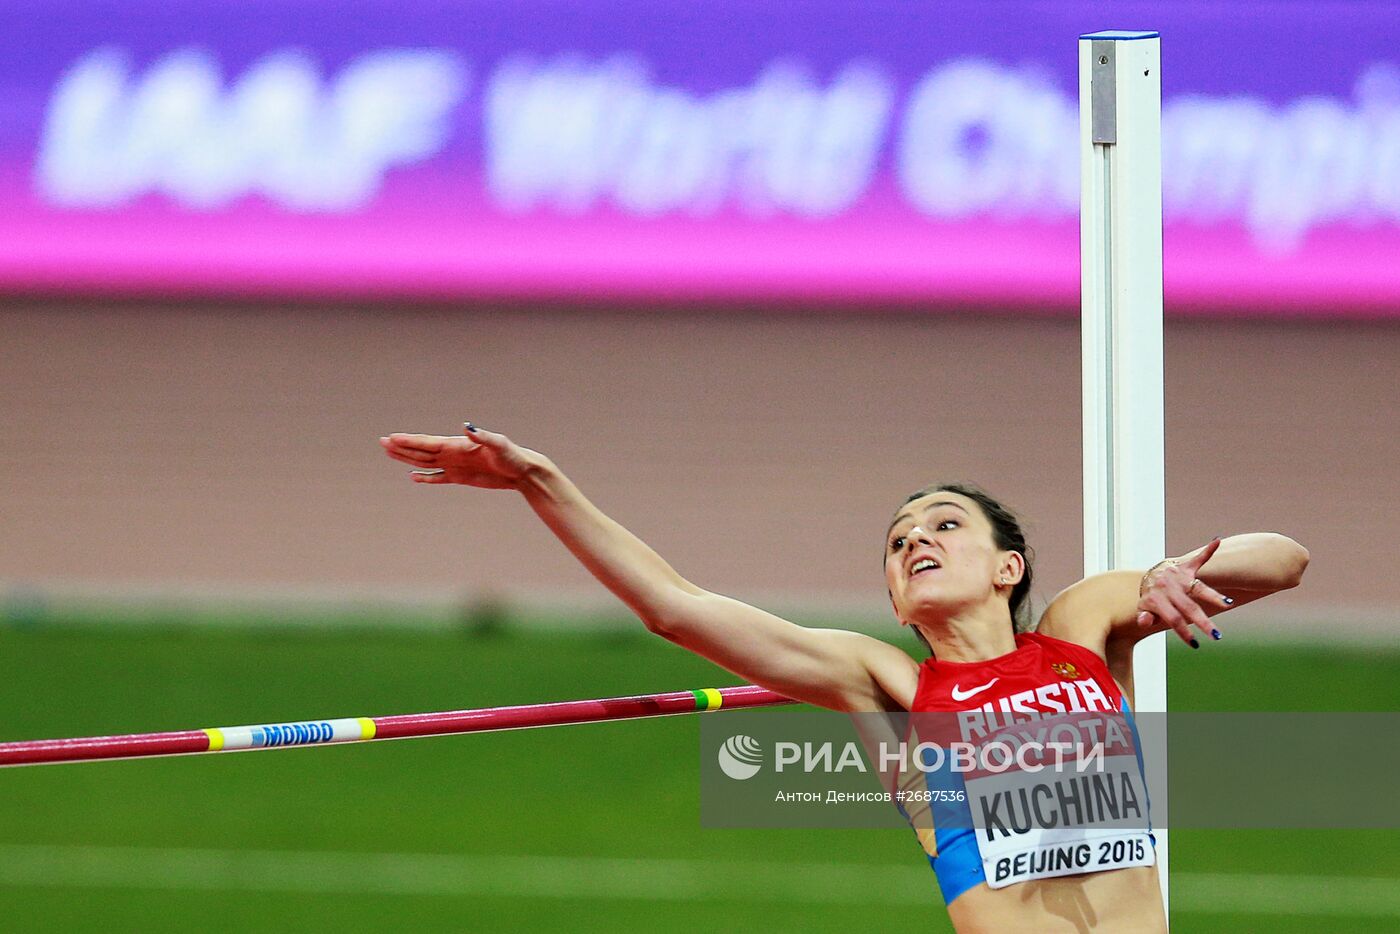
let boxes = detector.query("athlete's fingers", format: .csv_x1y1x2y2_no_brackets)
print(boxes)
1137,610,1175,633
1183,537,1222,574
1168,615,1197,647
1141,592,1194,646
1188,579,1234,612
385,433,446,453
1136,596,1181,646
462,421,511,449
382,445,437,465
1186,580,1228,641
1164,588,1213,645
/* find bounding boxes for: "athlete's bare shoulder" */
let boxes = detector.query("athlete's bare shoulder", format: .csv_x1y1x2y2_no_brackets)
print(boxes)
818,629,919,712
869,637,922,711
1037,570,1144,658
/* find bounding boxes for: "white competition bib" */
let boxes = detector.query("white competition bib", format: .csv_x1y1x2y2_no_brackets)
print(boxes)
961,712,1155,888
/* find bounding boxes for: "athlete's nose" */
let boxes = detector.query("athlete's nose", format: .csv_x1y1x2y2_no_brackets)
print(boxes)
906,526,933,550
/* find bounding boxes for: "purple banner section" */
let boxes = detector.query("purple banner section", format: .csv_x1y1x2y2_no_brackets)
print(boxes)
3,1,1400,313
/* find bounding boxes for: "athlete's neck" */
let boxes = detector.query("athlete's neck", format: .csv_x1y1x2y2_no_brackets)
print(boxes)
917,604,1017,662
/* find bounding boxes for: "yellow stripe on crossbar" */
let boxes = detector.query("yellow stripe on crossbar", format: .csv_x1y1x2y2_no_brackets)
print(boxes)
700,688,723,711
357,718,376,740
203,728,224,752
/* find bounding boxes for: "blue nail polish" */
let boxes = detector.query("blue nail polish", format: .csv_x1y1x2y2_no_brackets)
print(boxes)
1223,596,1234,605
1211,629,1222,640
1189,638,1200,649
464,422,478,434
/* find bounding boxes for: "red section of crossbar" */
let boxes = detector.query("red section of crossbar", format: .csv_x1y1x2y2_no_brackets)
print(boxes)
372,684,792,739
0,729,212,767
0,685,794,767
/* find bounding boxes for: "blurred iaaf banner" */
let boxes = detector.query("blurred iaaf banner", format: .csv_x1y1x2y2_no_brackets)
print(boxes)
4,1,1400,313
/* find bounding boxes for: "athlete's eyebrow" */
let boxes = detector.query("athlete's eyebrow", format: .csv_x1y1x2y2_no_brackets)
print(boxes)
886,501,970,536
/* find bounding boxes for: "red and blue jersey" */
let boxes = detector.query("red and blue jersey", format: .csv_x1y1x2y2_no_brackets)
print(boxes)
898,632,1155,903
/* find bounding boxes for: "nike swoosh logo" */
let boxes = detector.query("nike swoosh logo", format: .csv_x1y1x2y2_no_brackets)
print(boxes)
951,678,999,701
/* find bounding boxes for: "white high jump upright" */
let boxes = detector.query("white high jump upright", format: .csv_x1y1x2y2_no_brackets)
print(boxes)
1078,30,1168,918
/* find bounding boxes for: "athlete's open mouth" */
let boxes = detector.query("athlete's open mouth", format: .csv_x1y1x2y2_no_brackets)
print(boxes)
909,557,941,577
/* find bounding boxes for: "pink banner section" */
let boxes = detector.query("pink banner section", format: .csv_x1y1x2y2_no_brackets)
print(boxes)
8,207,1397,314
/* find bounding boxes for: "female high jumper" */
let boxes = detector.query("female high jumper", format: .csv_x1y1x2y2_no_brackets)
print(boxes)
380,422,1308,933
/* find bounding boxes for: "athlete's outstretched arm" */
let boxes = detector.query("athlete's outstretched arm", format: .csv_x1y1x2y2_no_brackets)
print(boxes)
380,425,915,713
1040,532,1310,653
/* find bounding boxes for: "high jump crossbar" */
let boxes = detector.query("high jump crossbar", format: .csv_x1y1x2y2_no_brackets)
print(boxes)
1079,30,1168,912
0,685,795,768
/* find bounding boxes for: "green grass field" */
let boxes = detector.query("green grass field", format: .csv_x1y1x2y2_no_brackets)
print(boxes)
1,619,1397,932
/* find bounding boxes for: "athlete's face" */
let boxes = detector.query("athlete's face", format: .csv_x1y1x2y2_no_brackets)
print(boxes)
884,491,1022,625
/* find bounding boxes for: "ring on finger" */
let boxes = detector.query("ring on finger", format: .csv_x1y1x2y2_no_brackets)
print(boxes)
1187,578,1202,596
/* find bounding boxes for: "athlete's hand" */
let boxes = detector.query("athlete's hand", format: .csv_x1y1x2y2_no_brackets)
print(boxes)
1135,538,1233,648
379,423,536,490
